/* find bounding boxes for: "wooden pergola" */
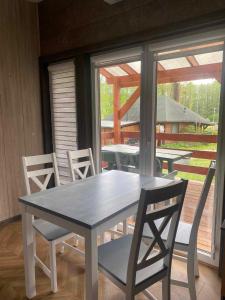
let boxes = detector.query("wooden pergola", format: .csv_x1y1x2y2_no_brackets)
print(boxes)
100,50,222,143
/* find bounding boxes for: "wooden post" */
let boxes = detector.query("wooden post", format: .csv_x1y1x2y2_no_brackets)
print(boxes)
113,80,121,144
173,82,180,102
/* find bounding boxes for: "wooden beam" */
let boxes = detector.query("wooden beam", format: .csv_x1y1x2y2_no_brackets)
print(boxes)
120,81,141,88
214,73,222,83
106,63,222,86
113,81,121,144
100,68,114,80
156,133,217,143
158,63,221,83
162,162,209,175
173,82,180,102
118,87,140,119
110,73,140,85
121,131,217,143
119,64,137,75
157,63,165,71
186,56,199,67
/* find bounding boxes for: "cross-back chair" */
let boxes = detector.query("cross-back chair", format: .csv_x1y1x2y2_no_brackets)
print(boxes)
98,180,188,300
67,148,106,244
22,153,80,293
67,148,95,181
144,160,216,300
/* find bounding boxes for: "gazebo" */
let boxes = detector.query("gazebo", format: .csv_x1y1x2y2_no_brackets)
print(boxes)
102,95,212,134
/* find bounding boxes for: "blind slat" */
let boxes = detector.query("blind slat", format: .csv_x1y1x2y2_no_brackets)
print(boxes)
48,61,78,183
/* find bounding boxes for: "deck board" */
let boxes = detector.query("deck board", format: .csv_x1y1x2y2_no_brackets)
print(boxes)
180,180,214,253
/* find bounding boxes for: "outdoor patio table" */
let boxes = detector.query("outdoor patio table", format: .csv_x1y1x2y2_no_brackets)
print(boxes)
19,170,171,300
102,144,192,173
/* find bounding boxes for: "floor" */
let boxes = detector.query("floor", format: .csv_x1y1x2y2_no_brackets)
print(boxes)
0,220,221,300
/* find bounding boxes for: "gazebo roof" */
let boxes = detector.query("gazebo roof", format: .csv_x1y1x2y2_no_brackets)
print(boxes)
103,95,212,127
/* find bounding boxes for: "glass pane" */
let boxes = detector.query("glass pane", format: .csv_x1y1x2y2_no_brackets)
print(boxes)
155,43,223,254
99,60,141,174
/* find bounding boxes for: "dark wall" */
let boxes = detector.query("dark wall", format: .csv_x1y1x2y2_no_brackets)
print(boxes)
39,0,225,56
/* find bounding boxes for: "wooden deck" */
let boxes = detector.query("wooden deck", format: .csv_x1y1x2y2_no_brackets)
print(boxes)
125,178,213,253
181,179,214,253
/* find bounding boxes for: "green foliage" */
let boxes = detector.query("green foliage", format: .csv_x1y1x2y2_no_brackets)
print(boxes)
100,78,221,123
100,81,113,119
157,81,220,123
100,78,137,119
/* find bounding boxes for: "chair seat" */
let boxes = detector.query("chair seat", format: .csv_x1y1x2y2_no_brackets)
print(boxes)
33,219,71,241
143,218,192,247
98,234,167,286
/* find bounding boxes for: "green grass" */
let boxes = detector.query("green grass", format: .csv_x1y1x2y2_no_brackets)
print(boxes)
175,171,206,182
160,142,217,151
174,158,211,182
160,142,216,182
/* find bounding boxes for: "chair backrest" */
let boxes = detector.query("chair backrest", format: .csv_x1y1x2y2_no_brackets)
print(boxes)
22,153,60,195
190,160,216,246
127,180,188,293
67,148,96,181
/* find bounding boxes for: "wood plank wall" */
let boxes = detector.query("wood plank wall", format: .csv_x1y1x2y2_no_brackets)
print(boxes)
39,0,225,57
0,0,43,221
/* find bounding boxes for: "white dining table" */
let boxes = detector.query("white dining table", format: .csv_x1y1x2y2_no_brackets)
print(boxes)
19,170,171,300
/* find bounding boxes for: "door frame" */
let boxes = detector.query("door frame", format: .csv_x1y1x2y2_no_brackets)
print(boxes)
91,46,143,173
91,28,225,266
146,29,225,266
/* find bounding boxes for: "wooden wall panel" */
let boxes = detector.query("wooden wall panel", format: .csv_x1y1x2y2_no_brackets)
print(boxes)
0,0,43,221
39,0,225,56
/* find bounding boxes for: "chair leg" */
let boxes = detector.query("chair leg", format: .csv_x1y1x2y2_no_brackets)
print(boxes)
162,275,170,300
194,248,199,278
187,251,197,300
49,241,58,293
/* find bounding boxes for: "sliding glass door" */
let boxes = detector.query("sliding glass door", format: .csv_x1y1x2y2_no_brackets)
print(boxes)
91,48,143,174
91,30,225,265
152,41,224,263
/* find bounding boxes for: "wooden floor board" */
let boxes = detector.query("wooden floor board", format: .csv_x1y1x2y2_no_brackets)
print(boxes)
0,220,221,300
180,180,214,253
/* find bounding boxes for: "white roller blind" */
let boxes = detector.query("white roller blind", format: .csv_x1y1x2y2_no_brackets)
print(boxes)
48,61,77,184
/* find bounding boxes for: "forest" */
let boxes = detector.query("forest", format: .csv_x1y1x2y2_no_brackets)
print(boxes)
100,77,221,124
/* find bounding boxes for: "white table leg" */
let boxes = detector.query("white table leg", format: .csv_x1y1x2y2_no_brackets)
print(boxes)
22,207,36,299
85,229,98,300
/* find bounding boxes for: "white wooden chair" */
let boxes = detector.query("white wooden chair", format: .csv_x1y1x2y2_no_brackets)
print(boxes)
22,153,82,293
67,148,107,244
143,160,216,300
67,148,95,181
98,180,188,300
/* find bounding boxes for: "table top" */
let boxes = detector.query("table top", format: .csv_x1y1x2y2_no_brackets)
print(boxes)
102,144,192,161
19,170,171,229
